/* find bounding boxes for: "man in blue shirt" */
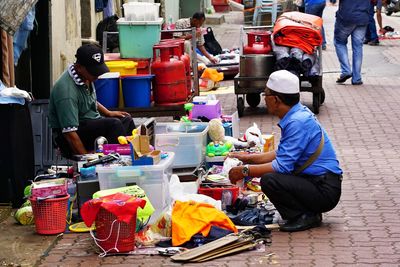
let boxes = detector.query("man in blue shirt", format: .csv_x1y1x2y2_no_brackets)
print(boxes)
229,70,342,232
334,0,370,85
364,0,383,46
305,0,327,50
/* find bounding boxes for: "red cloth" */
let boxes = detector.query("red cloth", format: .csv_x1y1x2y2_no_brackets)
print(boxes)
81,192,146,227
273,12,323,54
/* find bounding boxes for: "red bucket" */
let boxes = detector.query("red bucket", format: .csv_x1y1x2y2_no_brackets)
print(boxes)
94,207,137,253
30,194,69,235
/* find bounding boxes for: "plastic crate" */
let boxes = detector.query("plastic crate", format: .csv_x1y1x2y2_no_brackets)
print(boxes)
29,100,68,173
123,2,160,21
117,18,163,59
96,152,174,222
105,60,138,76
198,185,239,209
154,123,209,169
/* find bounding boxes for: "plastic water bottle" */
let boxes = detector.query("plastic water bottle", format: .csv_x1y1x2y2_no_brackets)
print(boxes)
94,136,108,153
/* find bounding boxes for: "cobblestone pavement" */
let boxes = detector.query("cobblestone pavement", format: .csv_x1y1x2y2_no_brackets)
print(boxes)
38,7,400,267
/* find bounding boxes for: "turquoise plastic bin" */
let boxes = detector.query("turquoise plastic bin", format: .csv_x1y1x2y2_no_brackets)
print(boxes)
117,18,163,59
121,75,155,108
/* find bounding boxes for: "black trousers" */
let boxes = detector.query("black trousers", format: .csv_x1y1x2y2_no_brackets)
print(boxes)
260,172,342,220
54,116,135,157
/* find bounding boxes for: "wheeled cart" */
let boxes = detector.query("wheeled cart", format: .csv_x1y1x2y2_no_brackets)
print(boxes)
234,68,325,116
234,47,325,116
234,75,268,117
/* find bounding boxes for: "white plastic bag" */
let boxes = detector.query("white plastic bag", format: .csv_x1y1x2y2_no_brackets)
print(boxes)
169,174,222,210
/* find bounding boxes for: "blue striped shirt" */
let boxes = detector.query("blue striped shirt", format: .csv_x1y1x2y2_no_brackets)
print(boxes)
272,103,342,176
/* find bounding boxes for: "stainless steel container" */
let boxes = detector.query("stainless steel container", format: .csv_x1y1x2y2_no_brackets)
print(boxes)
239,54,276,88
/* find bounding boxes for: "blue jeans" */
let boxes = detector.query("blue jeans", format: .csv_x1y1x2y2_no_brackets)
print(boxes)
365,4,379,42
305,2,326,46
334,21,367,83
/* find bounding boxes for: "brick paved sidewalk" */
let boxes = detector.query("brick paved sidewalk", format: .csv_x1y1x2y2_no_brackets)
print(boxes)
38,8,400,267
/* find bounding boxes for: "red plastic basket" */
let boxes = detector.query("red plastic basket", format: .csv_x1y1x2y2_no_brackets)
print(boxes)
30,194,69,235
198,186,239,207
94,207,137,253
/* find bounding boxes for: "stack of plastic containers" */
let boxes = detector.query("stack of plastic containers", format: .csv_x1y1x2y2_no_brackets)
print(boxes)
101,1,162,108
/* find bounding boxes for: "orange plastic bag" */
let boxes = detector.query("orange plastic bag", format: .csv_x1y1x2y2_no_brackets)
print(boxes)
201,68,224,82
273,11,323,54
171,201,237,246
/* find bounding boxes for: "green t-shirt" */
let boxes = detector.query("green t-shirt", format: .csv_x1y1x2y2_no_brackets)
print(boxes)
49,70,100,131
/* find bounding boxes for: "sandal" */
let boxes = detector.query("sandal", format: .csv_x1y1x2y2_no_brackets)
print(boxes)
230,208,274,226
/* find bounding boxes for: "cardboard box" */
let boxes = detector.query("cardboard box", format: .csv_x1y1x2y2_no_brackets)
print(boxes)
130,134,161,166
31,178,68,199
262,134,275,152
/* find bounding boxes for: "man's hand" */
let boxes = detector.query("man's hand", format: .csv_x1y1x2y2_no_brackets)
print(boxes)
227,152,249,163
196,30,202,39
209,56,218,64
106,110,130,118
229,166,244,184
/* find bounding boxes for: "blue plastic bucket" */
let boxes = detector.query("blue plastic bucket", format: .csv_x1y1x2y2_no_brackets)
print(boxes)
121,75,154,108
94,72,120,108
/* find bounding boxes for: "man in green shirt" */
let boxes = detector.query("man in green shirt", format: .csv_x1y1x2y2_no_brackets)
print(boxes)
49,44,135,156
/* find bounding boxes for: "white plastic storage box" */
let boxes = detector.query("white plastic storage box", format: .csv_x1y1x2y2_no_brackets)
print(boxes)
117,18,163,59
96,152,174,223
123,2,160,21
155,123,209,169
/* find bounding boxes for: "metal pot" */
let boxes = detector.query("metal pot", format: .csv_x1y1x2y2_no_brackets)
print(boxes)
239,54,276,88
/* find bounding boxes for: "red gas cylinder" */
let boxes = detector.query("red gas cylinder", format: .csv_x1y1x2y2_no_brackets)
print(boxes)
160,39,192,98
243,31,272,55
151,44,187,106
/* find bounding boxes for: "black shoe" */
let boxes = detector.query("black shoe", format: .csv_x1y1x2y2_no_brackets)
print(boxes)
336,74,352,84
363,39,370,45
368,40,379,46
279,213,322,232
352,81,363,85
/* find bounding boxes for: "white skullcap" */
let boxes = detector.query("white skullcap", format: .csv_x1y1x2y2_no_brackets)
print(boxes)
266,70,299,94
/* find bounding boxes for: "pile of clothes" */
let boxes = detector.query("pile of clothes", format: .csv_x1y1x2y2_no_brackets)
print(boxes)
271,11,323,77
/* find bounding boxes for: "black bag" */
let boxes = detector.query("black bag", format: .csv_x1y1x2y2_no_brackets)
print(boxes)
96,14,119,52
203,27,223,56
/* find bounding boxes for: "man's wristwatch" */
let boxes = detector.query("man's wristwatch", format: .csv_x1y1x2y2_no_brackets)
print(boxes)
242,164,250,177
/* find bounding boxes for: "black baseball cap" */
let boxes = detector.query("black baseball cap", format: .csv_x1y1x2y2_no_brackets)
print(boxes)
75,44,109,77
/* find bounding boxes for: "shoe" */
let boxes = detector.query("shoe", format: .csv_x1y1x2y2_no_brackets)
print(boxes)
336,74,352,83
368,40,379,46
363,39,370,45
230,208,274,226
352,81,363,85
279,213,322,232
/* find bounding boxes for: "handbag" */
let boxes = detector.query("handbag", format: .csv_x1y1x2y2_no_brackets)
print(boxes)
203,27,223,56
